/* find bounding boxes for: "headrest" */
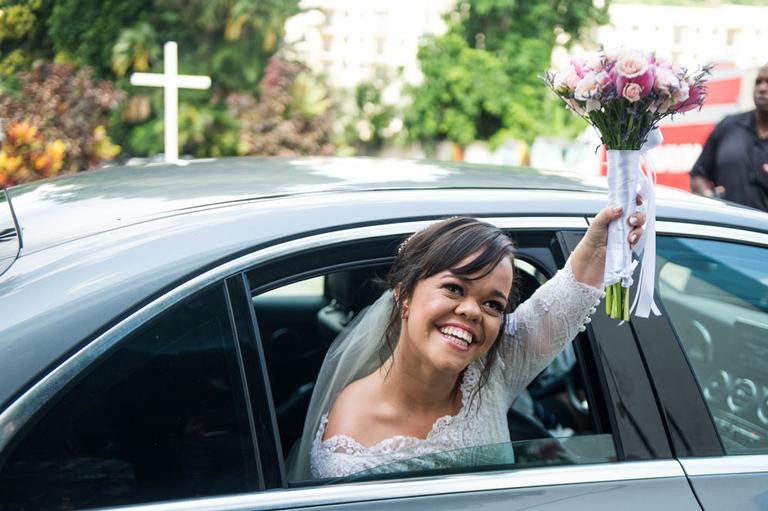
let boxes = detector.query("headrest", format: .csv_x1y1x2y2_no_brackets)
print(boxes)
326,267,382,313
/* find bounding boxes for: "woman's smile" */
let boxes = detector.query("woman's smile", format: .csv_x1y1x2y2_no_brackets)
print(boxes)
437,323,477,352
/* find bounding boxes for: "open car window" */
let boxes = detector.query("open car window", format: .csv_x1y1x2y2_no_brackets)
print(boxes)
248,232,616,485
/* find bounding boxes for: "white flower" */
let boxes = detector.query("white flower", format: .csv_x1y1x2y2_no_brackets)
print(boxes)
553,67,580,92
574,72,605,101
566,98,587,116
672,81,690,103
654,67,681,95
584,54,605,73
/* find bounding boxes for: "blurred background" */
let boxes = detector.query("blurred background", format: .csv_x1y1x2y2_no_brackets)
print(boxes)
0,0,766,190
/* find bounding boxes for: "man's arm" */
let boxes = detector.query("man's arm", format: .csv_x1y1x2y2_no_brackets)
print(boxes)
690,124,723,197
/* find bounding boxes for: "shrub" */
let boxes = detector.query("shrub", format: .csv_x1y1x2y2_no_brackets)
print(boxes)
0,61,124,176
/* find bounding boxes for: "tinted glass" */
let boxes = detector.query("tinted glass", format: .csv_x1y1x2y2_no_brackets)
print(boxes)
657,236,768,454
0,285,259,509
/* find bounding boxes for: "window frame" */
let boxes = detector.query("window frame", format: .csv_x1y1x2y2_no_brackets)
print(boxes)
241,219,666,489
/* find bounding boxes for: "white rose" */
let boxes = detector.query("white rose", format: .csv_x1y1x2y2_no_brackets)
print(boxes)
574,73,604,100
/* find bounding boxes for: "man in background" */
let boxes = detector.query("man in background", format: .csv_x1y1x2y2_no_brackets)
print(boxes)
690,64,768,212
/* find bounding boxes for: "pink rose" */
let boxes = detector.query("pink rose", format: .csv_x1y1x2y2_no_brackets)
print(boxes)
622,82,643,102
615,50,650,78
616,67,655,97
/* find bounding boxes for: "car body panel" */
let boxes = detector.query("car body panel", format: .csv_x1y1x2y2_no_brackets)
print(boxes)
79,461,696,511
2,157,768,509
682,456,768,511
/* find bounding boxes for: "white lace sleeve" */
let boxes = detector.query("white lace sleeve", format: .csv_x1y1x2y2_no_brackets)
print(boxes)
498,257,604,406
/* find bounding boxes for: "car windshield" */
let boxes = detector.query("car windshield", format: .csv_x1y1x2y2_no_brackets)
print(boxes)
327,435,616,484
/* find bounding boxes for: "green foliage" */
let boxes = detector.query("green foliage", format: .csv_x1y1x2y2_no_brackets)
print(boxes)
407,0,608,146
338,68,403,154
147,0,301,95
227,57,334,156
0,61,124,172
0,0,54,78
406,33,510,146
111,22,159,77
47,0,153,77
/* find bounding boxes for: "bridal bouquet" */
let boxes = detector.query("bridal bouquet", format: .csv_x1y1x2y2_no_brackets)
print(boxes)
545,49,709,321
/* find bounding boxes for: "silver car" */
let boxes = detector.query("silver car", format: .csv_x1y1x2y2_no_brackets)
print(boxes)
1,157,767,510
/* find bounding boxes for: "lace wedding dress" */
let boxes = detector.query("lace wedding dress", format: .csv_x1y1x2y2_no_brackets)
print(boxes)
310,259,604,479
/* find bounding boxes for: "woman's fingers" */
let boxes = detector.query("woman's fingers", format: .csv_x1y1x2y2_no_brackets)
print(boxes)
628,226,643,247
628,211,646,228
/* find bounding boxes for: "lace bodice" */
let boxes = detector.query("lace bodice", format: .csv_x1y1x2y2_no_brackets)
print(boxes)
310,259,604,479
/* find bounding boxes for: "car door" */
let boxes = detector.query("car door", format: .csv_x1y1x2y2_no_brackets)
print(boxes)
632,222,768,511
0,283,264,509
227,218,702,511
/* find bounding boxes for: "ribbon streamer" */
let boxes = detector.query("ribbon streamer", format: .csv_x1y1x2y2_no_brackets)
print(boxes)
630,129,662,317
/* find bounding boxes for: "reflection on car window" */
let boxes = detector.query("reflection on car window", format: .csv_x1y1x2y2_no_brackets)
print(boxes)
657,236,768,455
0,286,259,509
337,436,616,483
251,254,615,484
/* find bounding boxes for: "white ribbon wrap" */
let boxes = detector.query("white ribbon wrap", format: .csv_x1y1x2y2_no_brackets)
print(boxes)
604,128,663,319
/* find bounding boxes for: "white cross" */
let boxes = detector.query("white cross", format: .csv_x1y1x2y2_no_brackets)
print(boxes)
130,41,211,163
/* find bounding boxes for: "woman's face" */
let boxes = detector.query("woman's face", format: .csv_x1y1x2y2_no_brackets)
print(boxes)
400,252,514,375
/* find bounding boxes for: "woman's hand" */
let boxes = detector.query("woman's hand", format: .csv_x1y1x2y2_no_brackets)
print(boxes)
570,199,646,288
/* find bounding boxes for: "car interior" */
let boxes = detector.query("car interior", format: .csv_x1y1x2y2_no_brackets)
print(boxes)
250,236,614,480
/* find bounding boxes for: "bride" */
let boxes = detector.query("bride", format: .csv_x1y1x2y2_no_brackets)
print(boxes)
288,205,644,480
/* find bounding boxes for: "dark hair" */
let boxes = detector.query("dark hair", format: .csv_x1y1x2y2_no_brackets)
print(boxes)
379,217,517,400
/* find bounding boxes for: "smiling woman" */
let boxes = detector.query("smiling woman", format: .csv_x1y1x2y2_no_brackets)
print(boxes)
284,211,641,480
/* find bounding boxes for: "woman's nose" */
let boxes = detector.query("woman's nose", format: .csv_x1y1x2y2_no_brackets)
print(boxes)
455,298,481,322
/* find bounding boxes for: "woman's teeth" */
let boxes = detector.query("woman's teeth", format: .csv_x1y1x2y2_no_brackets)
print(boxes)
439,326,474,346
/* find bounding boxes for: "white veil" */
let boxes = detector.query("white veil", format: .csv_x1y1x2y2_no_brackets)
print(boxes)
286,290,396,481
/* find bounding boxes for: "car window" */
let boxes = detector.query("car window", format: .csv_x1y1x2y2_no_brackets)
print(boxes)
0,285,260,509
338,436,617,482
251,252,616,484
657,236,768,455
260,276,325,297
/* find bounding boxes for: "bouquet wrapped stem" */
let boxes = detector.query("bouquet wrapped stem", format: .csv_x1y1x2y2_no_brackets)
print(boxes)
545,49,709,321
604,150,640,321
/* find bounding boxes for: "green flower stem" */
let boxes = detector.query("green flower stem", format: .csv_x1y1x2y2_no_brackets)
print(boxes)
605,282,630,321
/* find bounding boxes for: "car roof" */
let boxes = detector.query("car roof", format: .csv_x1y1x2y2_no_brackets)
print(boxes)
1,156,766,410
7,156,607,251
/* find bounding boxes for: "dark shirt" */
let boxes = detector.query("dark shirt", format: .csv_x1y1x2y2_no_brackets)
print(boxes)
690,110,768,212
